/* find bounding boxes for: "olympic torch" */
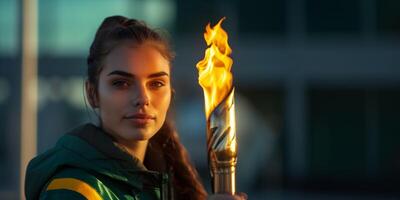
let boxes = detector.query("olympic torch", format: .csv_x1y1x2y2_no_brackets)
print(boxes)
196,17,237,194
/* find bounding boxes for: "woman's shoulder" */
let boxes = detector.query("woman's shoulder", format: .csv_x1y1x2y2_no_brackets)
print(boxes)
39,167,118,200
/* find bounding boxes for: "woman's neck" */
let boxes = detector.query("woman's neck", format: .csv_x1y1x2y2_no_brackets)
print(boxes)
101,125,149,162
116,139,148,162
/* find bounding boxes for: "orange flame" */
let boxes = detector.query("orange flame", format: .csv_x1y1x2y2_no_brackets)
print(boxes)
196,17,233,119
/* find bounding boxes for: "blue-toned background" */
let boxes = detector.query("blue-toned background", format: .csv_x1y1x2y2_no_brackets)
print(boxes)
1,0,400,199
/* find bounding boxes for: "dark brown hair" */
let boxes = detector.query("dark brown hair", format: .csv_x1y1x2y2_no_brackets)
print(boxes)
86,15,207,199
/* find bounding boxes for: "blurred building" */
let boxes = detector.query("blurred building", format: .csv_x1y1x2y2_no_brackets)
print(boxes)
0,0,399,199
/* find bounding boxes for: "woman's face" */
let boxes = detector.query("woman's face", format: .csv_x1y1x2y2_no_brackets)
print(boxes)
95,43,171,142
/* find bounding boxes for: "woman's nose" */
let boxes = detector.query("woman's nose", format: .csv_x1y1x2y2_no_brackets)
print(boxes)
132,84,150,107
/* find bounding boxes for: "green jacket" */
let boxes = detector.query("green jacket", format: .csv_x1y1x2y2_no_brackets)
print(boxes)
25,123,172,200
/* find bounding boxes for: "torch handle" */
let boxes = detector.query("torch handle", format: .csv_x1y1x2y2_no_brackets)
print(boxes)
212,166,236,194
208,88,237,195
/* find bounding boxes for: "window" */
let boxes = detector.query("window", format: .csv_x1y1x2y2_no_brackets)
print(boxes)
238,0,286,36
377,0,400,34
308,89,367,180
39,0,176,55
0,0,17,56
306,0,361,35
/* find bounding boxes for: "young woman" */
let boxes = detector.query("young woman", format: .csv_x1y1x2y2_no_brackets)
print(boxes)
25,16,245,200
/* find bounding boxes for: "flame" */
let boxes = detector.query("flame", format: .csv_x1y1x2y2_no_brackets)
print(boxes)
196,17,233,119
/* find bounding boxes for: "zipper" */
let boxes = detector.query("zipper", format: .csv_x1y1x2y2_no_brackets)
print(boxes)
160,172,173,200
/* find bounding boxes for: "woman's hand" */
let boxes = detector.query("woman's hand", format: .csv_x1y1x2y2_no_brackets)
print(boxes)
208,192,248,200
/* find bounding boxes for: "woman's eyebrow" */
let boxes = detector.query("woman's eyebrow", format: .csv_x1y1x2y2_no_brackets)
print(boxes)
148,71,169,78
107,70,133,78
107,70,169,78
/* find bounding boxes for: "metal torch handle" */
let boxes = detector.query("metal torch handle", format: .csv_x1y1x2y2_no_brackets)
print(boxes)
208,88,237,194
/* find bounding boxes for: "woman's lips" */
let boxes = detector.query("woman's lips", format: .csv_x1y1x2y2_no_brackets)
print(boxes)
124,113,155,126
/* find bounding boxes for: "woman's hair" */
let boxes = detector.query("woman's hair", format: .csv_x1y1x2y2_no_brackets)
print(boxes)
86,15,207,199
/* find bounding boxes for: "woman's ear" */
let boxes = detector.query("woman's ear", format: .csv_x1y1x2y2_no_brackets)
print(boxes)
85,80,99,108
171,88,176,99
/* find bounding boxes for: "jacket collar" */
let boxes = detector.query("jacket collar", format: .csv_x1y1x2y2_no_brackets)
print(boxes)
67,123,147,170
59,123,164,190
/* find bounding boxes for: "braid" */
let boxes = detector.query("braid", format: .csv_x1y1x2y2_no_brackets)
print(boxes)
147,120,208,200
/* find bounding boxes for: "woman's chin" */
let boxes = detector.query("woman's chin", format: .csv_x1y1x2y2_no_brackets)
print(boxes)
122,128,154,141
122,121,158,141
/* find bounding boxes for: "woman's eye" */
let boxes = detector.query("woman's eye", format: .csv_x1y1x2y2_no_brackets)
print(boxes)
149,81,165,89
112,80,130,88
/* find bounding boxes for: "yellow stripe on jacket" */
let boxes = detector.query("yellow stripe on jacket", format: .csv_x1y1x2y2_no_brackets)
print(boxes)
46,178,102,200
